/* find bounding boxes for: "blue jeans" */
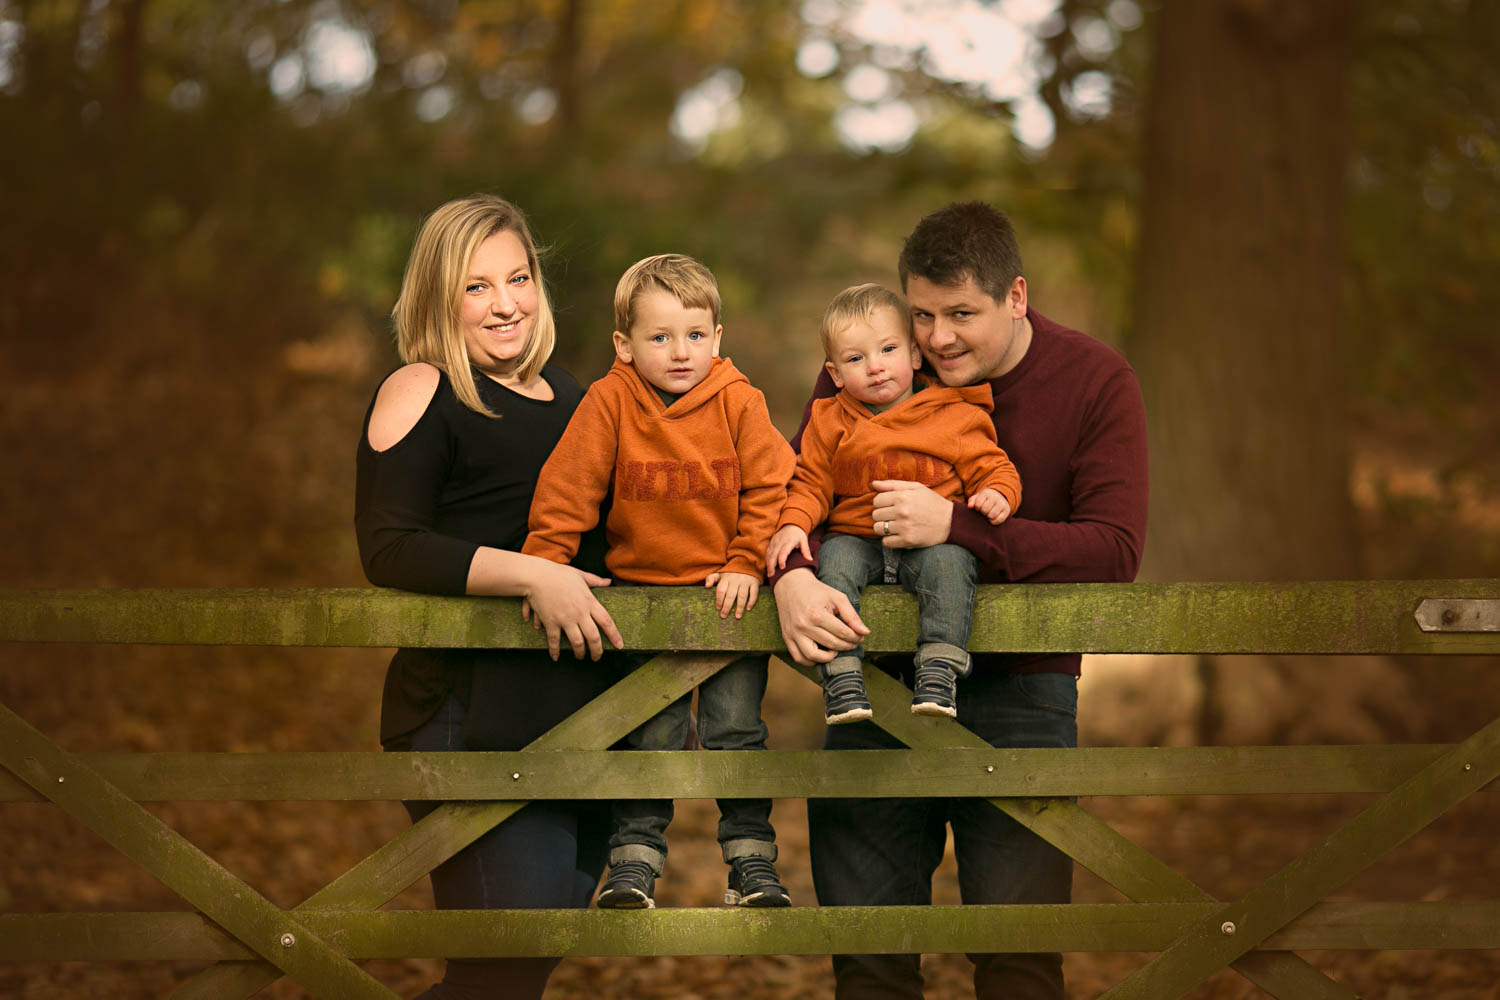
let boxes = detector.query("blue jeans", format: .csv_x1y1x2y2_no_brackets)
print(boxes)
609,653,777,870
808,669,1078,1000
398,693,610,1000
818,534,977,676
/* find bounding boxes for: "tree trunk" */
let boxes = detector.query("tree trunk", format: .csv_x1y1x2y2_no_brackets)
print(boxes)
114,0,148,129
1129,0,1360,583
1122,1,1411,745
548,0,584,139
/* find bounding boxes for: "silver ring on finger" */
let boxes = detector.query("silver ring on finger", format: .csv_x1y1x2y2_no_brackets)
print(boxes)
881,520,892,536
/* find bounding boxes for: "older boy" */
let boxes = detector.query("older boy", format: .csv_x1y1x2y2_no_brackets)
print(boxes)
767,284,1020,724
524,253,796,910
773,204,1149,999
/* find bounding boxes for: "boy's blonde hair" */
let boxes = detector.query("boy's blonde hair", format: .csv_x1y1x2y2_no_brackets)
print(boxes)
614,253,722,334
820,283,913,359
392,194,557,418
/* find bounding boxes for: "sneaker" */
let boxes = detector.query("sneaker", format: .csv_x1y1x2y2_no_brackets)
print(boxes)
911,662,958,718
724,855,792,907
823,670,873,725
597,859,656,909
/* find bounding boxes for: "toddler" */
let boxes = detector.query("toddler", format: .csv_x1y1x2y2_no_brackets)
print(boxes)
767,283,1020,723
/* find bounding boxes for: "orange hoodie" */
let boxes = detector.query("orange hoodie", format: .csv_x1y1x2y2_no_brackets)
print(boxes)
525,357,794,584
778,382,1021,538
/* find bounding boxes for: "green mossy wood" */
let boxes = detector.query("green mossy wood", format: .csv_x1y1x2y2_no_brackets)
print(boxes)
2,582,1498,999
4,581,1500,653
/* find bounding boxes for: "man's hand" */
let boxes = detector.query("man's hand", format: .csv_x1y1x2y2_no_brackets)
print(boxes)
766,524,811,570
706,571,759,620
967,487,1013,525
871,479,953,548
771,567,869,666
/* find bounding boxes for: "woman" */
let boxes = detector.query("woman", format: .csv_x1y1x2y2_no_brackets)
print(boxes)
355,194,623,999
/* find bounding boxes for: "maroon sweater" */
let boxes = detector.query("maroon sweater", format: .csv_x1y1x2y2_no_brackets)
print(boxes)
780,308,1148,675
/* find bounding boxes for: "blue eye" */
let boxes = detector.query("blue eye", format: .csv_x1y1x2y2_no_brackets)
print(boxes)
466,283,485,294
880,344,897,354
651,334,668,344
847,354,863,364
509,273,530,286
688,331,704,341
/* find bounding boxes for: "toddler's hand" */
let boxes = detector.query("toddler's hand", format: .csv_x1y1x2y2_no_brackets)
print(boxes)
705,571,760,620
968,488,1013,525
766,525,811,569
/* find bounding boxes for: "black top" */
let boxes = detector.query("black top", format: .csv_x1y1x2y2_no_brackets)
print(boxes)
355,365,611,746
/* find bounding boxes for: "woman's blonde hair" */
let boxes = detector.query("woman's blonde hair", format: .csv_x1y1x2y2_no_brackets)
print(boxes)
391,194,557,417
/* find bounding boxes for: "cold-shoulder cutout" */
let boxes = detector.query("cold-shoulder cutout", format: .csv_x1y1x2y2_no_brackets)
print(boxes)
367,363,442,452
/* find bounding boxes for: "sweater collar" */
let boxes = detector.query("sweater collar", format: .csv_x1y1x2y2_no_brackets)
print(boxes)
607,355,746,416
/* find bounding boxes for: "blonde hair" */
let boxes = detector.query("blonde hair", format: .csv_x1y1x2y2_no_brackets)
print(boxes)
820,283,913,359
391,194,557,418
613,253,722,334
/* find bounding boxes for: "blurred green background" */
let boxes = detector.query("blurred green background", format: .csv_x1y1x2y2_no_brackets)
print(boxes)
5,0,1497,595
3,5,1500,996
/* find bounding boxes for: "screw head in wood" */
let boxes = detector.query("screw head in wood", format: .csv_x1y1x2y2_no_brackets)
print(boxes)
280,932,296,947
1221,921,1236,936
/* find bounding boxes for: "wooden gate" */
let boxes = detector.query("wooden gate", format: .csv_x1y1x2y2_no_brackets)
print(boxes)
2,581,1498,998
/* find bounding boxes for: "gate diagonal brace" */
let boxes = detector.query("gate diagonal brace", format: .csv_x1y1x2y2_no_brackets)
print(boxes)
0,702,397,1000
171,652,734,1000
1096,708,1500,1000
826,660,1356,1000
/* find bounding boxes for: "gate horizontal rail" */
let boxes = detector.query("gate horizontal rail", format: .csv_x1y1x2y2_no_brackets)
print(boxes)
4,580,1499,653
4,581,1499,1000
5,902,1500,961
0,746,1492,802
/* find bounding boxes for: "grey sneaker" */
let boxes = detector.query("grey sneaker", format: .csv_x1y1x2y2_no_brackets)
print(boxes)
823,670,874,725
597,859,656,909
724,855,792,907
911,662,958,717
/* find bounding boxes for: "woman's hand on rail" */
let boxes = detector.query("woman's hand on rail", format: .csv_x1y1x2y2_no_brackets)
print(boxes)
520,560,624,661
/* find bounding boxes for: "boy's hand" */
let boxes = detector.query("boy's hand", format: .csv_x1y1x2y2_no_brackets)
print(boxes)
705,571,760,619
967,488,1013,525
766,525,811,570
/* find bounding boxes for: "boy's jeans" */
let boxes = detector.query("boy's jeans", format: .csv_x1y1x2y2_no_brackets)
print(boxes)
817,533,977,676
608,652,777,871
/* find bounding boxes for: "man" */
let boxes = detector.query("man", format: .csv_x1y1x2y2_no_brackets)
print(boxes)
772,201,1148,998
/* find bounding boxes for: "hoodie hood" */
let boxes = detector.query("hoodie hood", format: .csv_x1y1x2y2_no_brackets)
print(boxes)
605,355,748,418
835,377,994,426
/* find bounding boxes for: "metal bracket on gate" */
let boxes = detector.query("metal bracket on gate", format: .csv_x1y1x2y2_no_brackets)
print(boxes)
1414,599,1500,633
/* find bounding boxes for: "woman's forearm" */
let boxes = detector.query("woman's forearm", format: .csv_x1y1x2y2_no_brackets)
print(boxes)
465,545,559,597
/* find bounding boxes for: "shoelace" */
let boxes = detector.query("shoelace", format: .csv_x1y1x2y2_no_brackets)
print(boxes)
733,855,781,889
825,672,866,699
914,663,955,691
607,860,655,885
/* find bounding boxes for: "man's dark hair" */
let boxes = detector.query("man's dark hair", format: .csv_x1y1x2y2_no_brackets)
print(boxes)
898,201,1024,302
